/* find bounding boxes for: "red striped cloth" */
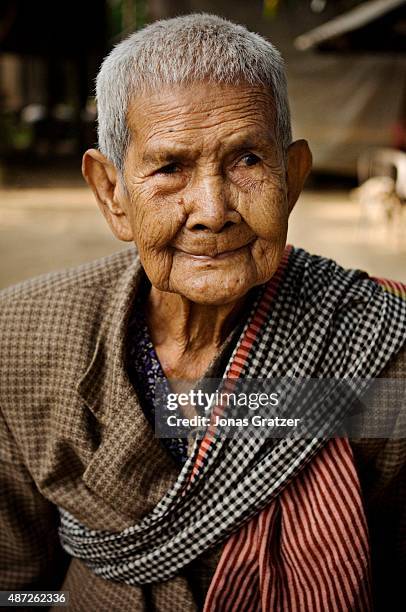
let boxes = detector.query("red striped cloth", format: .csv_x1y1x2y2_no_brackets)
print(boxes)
203,437,372,612
372,277,406,299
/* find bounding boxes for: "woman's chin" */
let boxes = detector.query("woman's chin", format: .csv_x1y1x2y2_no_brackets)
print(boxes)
168,267,256,305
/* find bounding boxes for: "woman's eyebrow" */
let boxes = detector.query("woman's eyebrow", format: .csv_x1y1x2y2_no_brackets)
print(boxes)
221,130,275,152
142,144,199,164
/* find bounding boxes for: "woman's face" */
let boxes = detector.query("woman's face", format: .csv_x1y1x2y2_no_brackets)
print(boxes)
115,82,309,305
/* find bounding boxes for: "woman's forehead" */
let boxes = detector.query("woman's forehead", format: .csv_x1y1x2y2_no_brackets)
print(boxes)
126,81,277,156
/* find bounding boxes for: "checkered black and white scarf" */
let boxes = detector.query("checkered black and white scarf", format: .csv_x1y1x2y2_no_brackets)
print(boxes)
58,246,406,586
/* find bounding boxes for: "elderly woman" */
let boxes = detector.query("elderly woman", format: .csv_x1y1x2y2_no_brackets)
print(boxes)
0,14,405,612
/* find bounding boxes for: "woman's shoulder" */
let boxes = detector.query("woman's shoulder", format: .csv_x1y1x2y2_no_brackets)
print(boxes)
0,247,141,408
0,247,140,347
0,246,138,305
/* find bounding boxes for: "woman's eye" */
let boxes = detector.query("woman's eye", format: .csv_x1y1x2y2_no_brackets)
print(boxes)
240,153,261,167
156,163,180,175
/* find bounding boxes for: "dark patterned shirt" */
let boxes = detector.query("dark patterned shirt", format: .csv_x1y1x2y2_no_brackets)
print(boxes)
127,285,189,466
126,279,259,467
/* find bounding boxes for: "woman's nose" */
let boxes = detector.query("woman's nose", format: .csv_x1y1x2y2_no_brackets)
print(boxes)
184,176,241,233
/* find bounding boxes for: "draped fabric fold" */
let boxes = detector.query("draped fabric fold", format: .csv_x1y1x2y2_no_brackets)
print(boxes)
204,437,372,612
57,246,406,609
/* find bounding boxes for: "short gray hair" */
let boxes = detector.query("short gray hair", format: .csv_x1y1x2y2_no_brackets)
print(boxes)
96,13,292,171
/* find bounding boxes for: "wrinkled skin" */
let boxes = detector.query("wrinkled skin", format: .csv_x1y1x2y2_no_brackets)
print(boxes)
83,82,311,378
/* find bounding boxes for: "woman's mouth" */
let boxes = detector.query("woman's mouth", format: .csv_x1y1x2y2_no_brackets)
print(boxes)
175,239,255,260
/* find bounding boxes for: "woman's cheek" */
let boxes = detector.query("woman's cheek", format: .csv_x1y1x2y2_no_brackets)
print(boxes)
238,190,288,240
131,189,184,251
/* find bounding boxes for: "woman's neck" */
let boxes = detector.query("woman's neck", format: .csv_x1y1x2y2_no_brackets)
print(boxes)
145,287,247,378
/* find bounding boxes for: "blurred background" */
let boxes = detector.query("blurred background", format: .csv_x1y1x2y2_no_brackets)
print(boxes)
1,0,405,288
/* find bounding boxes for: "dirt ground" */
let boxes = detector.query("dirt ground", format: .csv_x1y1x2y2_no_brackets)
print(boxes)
1,184,405,289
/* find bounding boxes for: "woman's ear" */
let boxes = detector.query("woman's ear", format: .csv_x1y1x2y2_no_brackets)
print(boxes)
286,140,312,213
82,149,134,242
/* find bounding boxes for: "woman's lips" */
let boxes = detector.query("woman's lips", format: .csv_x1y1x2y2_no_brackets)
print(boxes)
176,238,255,260
175,241,254,260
